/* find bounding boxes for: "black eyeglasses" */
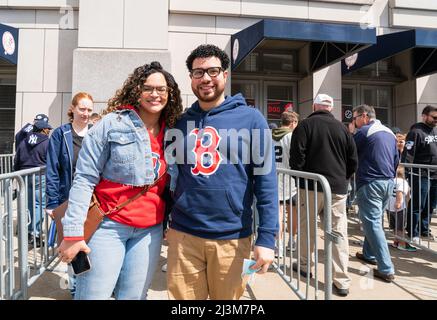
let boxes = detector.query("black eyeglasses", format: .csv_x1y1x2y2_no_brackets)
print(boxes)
141,85,171,96
190,67,223,79
352,113,366,121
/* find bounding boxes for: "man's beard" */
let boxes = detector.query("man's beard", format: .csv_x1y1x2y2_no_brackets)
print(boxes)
192,84,224,104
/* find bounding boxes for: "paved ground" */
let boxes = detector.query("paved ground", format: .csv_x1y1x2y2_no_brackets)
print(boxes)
27,215,437,300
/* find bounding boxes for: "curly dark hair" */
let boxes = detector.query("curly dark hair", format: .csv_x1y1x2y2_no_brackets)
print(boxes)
105,61,183,128
185,44,230,71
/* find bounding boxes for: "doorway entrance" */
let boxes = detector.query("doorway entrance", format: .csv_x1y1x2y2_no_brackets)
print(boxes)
342,84,393,126
231,80,297,127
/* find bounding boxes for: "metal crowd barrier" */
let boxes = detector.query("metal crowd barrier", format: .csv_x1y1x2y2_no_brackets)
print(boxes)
272,168,336,300
347,163,437,256
0,167,57,300
0,154,14,175
393,163,437,255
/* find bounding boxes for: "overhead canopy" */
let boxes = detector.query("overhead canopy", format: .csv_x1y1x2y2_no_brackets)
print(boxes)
231,19,376,73
342,28,437,78
0,23,19,65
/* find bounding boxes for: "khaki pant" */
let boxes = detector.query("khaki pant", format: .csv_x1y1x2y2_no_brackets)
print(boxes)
298,191,351,289
166,228,252,300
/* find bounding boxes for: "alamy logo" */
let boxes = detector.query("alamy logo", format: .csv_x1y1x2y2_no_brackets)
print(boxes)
28,134,38,145
190,126,222,176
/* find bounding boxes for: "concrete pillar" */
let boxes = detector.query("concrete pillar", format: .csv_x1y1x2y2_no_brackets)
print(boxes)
298,62,342,120
73,0,170,107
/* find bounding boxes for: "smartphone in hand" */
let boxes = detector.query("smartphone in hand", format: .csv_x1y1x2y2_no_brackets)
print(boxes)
71,251,91,275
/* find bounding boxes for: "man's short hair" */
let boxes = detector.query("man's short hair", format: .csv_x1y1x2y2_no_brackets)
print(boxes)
422,105,437,115
185,44,230,71
90,113,101,120
281,111,299,126
352,104,376,119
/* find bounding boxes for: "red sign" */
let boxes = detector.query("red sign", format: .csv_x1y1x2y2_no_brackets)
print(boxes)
267,101,293,119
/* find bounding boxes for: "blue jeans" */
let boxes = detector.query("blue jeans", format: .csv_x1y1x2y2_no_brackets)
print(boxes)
407,176,437,237
74,218,162,300
356,179,394,275
27,174,45,238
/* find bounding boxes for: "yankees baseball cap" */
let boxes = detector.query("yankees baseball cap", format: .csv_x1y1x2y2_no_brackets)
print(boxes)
33,119,52,130
34,114,49,122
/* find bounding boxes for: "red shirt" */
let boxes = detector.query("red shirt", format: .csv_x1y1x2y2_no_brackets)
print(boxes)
64,111,168,241
96,119,168,228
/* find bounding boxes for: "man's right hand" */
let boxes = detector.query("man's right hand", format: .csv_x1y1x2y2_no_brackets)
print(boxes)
57,240,91,264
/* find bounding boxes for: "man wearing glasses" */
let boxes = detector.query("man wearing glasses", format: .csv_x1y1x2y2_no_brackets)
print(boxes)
165,44,278,300
351,104,398,283
402,105,437,242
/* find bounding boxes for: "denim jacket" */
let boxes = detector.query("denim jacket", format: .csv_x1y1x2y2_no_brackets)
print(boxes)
62,108,176,237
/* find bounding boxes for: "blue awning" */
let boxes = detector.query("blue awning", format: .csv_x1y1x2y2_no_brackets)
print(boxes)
0,23,19,65
231,19,376,72
342,28,437,78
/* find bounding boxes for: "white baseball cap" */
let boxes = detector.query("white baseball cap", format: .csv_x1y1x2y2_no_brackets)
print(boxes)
314,94,334,107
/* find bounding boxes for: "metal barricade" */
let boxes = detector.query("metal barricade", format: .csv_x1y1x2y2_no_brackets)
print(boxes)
0,167,57,300
0,154,14,175
391,163,437,255
348,164,436,256
272,168,337,300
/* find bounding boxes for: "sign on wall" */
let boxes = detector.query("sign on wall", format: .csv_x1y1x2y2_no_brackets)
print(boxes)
1,23,18,65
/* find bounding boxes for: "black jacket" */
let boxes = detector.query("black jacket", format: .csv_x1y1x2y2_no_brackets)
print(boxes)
13,132,49,171
402,122,437,178
289,110,358,194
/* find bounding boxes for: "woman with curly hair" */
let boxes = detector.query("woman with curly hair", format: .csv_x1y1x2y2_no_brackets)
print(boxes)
57,61,183,300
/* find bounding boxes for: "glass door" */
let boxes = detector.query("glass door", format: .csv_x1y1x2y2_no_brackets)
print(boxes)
263,81,297,127
231,80,260,108
360,85,392,125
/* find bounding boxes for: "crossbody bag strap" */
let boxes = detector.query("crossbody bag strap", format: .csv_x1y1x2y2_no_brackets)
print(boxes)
99,166,168,216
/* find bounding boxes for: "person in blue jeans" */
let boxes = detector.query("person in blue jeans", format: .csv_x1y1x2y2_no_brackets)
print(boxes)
56,62,183,300
402,105,437,241
13,119,52,247
351,104,398,283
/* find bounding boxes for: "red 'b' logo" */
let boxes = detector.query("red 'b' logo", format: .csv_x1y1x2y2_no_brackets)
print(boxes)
190,126,222,175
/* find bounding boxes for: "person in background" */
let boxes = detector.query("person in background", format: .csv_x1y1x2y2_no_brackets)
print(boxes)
352,104,398,283
290,94,357,297
45,92,94,297
402,105,437,243
89,112,102,126
387,165,415,252
14,119,52,248
15,114,49,148
272,111,299,257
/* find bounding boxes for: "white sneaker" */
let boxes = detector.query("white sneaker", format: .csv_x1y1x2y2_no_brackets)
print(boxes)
412,237,420,244
161,263,167,272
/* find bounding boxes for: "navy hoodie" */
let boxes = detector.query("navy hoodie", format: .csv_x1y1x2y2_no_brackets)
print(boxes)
168,94,278,250
13,131,49,171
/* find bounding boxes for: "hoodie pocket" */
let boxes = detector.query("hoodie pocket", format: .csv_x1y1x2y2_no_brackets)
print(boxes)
174,188,243,231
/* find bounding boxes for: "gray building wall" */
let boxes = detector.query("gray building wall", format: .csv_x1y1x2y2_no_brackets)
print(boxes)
3,0,437,135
